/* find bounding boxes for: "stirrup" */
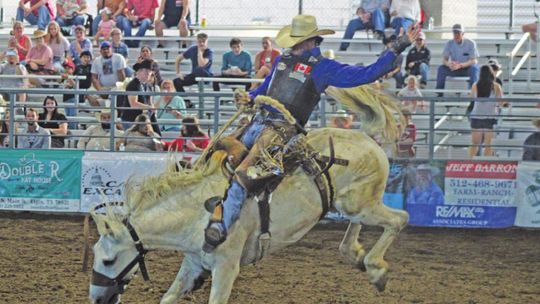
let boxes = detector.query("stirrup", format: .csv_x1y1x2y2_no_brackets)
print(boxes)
203,222,227,253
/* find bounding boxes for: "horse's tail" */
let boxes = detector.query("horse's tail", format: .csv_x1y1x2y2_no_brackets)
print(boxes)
325,85,404,143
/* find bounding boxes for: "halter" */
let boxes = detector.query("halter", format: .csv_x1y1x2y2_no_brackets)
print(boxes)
91,202,151,290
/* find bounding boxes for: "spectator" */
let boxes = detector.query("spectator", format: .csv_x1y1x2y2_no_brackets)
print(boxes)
56,0,88,28
406,163,444,205
123,113,163,151
405,31,430,87
173,32,213,94
45,21,70,72
522,21,538,42
251,37,281,89
69,25,93,65
523,119,540,161
110,28,129,59
213,38,252,92
436,24,480,94
94,8,116,45
76,50,93,95
77,106,125,150
88,41,127,107
121,59,161,135
135,45,163,86
155,0,190,48
8,21,32,63
396,109,416,157
163,116,209,152
119,0,159,47
389,0,421,35
398,75,424,112
38,96,68,148
468,65,504,158
155,79,186,131
381,35,404,88
92,0,126,37
329,109,353,129
339,0,391,51
0,49,28,106
17,108,51,149
16,0,55,30
26,30,54,86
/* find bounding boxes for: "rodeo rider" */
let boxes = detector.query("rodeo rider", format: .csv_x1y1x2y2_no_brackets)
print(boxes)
203,14,421,252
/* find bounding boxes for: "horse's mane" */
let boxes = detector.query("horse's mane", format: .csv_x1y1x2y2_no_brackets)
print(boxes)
124,151,227,214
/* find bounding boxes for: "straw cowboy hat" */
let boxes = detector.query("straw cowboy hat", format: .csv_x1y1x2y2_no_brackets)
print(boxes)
31,30,47,39
416,163,440,176
275,15,335,48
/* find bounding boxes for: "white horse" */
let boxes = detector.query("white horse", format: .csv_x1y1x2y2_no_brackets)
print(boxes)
88,87,409,304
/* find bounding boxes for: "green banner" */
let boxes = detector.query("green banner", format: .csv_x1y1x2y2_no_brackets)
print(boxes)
0,149,83,212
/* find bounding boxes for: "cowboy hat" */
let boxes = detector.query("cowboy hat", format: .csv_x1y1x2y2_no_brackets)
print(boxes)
31,29,47,39
416,163,440,176
94,99,116,121
275,15,335,48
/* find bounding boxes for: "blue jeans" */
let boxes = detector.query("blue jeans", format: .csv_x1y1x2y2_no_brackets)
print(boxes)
118,16,153,47
16,6,50,30
56,15,85,27
64,97,78,129
436,64,480,90
408,62,430,84
391,17,414,35
339,8,387,50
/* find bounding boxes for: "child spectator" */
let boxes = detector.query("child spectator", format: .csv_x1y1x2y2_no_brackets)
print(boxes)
94,8,116,45
60,58,79,128
69,25,92,65
398,75,424,113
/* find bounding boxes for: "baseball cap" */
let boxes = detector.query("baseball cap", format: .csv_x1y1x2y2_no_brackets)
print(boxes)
452,24,464,33
100,41,112,49
417,32,426,40
63,58,76,70
5,49,18,57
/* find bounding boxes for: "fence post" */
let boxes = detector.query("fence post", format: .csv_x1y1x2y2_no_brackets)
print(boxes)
509,0,515,29
195,0,200,25
428,97,435,160
298,0,303,14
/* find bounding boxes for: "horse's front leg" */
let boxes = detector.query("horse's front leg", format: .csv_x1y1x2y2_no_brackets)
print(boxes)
161,255,206,304
207,257,241,304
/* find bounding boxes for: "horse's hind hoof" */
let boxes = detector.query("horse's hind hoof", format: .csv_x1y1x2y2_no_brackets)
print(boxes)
356,261,367,272
374,275,388,292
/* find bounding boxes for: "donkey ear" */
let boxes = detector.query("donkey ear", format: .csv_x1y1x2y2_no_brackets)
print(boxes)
91,212,114,236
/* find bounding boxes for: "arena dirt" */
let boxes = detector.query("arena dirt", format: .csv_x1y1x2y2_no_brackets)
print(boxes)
0,212,539,304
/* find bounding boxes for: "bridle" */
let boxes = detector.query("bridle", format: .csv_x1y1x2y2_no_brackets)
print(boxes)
90,202,151,292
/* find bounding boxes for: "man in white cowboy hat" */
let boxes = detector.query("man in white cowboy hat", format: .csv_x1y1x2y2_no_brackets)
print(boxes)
77,101,124,151
202,14,420,252
406,163,444,205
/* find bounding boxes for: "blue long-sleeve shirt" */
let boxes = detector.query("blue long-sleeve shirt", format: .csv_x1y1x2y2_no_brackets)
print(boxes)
249,47,396,100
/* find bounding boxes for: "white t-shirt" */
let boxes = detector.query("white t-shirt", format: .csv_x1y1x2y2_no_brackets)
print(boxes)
91,53,127,87
47,36,70,62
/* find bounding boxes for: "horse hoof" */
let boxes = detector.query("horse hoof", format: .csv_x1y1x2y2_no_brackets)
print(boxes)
374,275,388,292
356,261,367,272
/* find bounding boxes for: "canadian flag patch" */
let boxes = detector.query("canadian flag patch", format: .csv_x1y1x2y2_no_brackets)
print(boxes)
293,63,312,74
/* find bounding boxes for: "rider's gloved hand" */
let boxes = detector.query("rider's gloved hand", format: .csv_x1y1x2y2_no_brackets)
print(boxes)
390,23,421,54
234,89,253,108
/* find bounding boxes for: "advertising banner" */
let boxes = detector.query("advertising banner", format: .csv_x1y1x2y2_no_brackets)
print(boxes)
80,152,171,212
406,160,517,228
515,162,540,227
0,150,82,212
383,160,415,210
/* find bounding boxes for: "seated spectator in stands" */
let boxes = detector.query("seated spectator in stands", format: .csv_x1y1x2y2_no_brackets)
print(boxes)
94,8,116,45
213,38,252,92
339,0,391,51
523,119,540,161
69,25,93,65
8,21,32,63
250,36,281,90
56,0,88,28
0,49,28,106
163,116,209,152
26,30,55,87
118,0,159,47
16,0,55,31
135,45,163,86
329,110,353,129
124,113,163,151
76,51,93,96
522,21,538,42
88,41,126,107
397,109,416,157
45,22,70,72
77,106,125,150
380,35,404,88
17,108,51,149
389,0,420,35
398,75,424,112
406,164,444,205
155,79,186,131
405,31,430,87
173,33,213,94
92,0,125,37
121,59,161,135
436,24,480,94
109,28,132,76
155,0,190,48
468,65,504,158
38,96,68,148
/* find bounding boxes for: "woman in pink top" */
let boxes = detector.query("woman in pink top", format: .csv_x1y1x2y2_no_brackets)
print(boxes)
26,30,54,86
8,21,32,62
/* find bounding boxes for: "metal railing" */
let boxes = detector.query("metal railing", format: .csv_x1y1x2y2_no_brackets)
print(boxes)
507,31,535,96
